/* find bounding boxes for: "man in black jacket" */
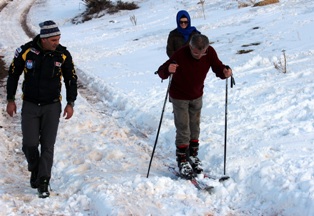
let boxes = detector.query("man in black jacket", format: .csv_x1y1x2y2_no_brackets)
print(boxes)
6,20,78,198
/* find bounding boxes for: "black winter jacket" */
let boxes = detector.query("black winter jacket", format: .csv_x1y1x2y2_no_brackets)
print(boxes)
166,29,199,58
7,35,77,105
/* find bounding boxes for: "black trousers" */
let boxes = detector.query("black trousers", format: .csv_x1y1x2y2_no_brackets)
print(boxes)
21,101,61,180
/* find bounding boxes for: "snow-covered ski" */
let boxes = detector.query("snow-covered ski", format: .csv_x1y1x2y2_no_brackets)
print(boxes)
167,166,214,193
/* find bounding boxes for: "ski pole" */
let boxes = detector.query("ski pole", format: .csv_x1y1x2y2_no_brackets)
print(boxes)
147,74,173,178
219,72,235,182
219,78,230,182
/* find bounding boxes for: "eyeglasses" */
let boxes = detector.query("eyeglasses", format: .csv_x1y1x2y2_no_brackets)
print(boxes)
179,21,189,25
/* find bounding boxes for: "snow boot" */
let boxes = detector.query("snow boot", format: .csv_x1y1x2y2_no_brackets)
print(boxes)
189,140,203,175
37,177,50,198
176,145,193,179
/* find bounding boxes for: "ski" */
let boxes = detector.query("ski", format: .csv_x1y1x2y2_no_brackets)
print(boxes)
167,166,214,193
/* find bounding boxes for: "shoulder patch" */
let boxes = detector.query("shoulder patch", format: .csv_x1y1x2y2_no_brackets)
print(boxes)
14,47,22,58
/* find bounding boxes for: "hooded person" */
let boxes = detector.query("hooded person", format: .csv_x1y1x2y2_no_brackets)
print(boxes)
166,10,200,57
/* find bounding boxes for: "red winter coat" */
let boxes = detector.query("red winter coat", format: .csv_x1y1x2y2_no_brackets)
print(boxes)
157,45,227,100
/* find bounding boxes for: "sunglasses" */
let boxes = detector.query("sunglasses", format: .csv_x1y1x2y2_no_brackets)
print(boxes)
179,21,189,25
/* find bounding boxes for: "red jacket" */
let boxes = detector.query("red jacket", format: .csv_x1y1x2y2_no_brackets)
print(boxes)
157,45,227,100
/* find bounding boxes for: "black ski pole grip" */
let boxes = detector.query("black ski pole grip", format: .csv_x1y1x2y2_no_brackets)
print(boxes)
225,65,235,88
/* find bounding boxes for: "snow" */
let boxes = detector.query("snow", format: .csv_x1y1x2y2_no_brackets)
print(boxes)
0,0,314,215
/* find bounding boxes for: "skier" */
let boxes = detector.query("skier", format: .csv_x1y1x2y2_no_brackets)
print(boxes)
166,10,200,58
6,20,78,198
157,34,232,179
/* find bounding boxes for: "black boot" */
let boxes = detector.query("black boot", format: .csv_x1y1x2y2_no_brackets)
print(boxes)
38,177,50,198
189,140,203,174
176,145,193,179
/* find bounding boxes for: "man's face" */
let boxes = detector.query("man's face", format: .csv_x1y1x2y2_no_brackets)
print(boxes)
189,45,208,60
41,35,60,51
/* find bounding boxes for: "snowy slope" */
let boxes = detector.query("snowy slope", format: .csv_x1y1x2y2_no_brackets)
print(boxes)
0,0,314,215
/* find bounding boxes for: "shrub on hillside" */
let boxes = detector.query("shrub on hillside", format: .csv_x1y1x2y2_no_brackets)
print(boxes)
237,0,279,8
253,0,279,7
75,0,139,23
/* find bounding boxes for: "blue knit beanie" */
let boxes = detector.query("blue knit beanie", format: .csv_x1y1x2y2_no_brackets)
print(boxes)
39,20,61,38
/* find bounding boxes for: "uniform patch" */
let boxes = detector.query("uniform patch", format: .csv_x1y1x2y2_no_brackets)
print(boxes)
30,48,40,55
25,60,34,69
14,47,22,58
55,62,62,67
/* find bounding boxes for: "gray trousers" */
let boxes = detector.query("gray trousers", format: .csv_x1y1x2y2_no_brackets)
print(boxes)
170,96,202,147
21,101,61,180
